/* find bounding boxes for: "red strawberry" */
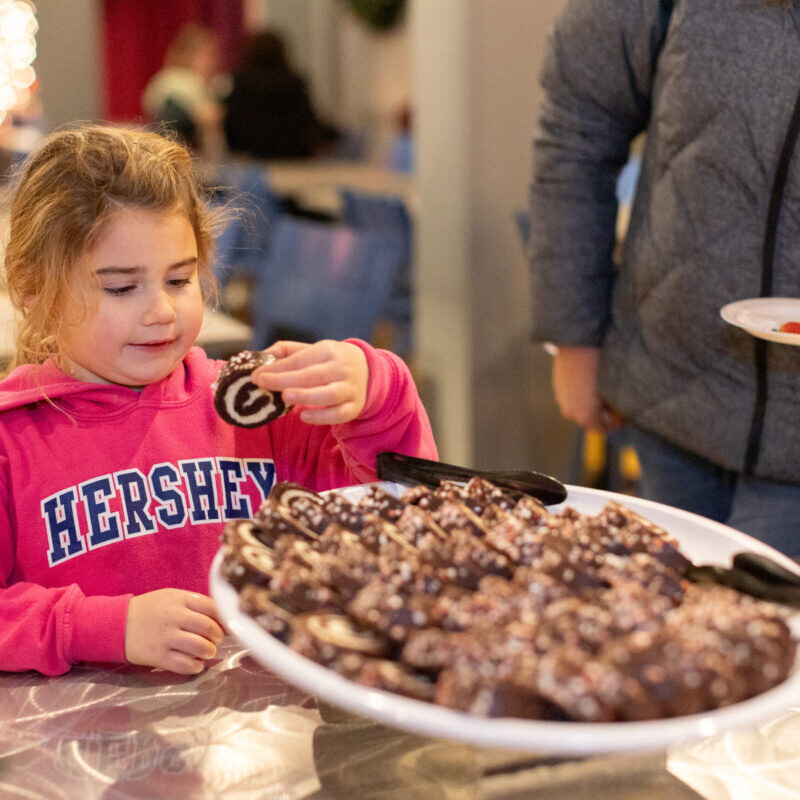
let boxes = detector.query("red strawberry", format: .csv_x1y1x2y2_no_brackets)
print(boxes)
779,321,800,334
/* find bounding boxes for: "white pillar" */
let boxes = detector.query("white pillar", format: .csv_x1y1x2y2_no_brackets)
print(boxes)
410,0,472,465
411,0,574,476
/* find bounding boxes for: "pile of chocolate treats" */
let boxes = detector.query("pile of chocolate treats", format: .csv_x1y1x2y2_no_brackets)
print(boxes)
219,478,796,722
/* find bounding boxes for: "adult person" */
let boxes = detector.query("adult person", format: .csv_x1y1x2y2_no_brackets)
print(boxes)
528,0,800,555
223,29,340,160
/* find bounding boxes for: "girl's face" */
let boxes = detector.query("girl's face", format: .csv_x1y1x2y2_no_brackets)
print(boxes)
59,206,205,387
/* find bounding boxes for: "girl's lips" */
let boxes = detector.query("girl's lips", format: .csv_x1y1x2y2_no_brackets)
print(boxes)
130,339,175,348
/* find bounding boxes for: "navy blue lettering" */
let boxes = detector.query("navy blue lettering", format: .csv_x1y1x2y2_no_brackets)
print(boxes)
42,488,85,566
245,460,276,501
80,475,123,548
115,469,157,536
39,456,275,569
217,458,253,520
180,459,221,524
149,463,188,528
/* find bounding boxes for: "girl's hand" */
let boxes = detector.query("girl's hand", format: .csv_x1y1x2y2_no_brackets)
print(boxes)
251,340,369,425
125,589,223,675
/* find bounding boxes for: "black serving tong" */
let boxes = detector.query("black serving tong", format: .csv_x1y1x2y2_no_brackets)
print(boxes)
375,451,568,506
686,551,800,607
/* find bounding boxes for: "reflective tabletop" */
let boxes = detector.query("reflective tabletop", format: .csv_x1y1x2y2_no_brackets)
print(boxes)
2,636,798,800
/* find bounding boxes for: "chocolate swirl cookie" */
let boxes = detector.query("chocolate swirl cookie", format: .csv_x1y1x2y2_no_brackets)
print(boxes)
214,350,287,428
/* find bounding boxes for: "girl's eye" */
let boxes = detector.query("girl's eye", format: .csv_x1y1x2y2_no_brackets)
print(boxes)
167,277,192,287
103,285,135,296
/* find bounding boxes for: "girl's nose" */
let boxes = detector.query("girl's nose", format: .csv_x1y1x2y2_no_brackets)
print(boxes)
142,288,177,325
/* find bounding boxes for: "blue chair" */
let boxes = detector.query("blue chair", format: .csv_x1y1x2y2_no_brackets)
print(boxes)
251,216,407,349
339,189,413,358
212,164,281,288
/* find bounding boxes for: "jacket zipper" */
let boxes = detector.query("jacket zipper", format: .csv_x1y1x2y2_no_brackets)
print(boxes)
743,79,800,474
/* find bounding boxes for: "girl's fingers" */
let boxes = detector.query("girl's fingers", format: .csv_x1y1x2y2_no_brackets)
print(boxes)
283,382,351,408
182,594,224,642
182,609,224,644
261,340,345,373
252,363,332,389
262,340,329,370
254,363,339,391
171,630,219,660
164,651,206,675
185,593,222,623
253,341,366,423
299,403,358,426
263,340,310,360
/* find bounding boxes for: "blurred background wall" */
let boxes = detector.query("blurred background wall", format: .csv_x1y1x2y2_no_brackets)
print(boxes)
34,0,102,128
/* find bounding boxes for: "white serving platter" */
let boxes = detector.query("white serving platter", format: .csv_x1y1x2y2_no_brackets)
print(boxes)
210,483,800,755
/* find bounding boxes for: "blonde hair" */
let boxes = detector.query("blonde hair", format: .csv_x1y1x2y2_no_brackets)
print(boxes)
3,124,221,371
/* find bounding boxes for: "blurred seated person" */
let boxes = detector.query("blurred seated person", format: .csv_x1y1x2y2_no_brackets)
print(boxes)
0,83,44,180
142,23,225,157
224,29,340,160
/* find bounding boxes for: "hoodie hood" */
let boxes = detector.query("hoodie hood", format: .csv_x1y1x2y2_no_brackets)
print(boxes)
0,347,220,420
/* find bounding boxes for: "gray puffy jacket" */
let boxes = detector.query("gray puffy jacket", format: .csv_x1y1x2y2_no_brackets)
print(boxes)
529,0,800,482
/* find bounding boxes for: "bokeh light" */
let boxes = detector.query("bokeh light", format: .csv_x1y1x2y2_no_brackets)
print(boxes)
0,0,37,125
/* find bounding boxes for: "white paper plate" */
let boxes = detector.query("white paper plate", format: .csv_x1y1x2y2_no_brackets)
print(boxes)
720,297,800,345
209,484,800,755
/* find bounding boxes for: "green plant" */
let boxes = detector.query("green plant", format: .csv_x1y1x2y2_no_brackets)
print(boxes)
345,0,406,31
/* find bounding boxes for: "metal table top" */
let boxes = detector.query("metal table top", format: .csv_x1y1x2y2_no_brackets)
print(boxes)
2,636,797,800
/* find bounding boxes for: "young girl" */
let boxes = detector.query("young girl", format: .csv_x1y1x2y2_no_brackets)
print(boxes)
0,125,436,677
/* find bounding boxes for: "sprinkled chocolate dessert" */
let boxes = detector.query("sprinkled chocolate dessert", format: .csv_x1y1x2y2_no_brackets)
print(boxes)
214,350,287,428
218,477,797,722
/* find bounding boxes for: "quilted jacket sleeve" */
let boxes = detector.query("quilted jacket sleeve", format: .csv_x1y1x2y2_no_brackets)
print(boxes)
528,0,671,346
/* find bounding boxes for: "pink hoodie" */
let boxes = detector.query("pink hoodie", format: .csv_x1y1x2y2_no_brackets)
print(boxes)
0,343,436,675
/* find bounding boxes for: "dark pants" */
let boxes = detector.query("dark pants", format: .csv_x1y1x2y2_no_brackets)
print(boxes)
627,426,800,558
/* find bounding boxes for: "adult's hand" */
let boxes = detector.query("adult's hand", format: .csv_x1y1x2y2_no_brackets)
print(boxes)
552,345,624,433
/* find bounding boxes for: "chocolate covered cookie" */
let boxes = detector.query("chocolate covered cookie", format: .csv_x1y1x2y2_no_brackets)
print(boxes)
214,350,287,428
223,477,798,722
